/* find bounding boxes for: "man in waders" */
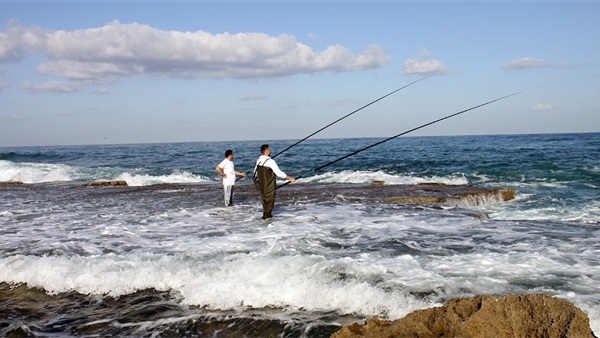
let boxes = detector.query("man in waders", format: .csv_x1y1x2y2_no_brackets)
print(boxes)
254,144,295,219
216,149,246,206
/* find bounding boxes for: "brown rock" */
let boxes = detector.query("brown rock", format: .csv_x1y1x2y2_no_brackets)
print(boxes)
382,196,445,204
499,188,516,201
331,294,596,338
382,187,515,205
83,180,128,187
0,181,24,185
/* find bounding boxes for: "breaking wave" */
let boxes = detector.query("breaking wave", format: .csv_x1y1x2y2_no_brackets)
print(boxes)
301,170,469,185
0,160,74,183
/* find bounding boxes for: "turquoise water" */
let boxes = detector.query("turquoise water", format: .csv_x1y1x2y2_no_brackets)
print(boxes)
0,133,599,336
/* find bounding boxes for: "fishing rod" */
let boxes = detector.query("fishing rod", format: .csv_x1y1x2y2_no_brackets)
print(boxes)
270,75,433,159
276,91,522,189
236,75,432,181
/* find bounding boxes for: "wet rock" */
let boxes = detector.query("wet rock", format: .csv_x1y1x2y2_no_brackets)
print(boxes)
382,196,445,204
269,183,516,206
0,181,24,185
331,294,596,338
382,187,516,205
499,188,516,201
82,180,128,187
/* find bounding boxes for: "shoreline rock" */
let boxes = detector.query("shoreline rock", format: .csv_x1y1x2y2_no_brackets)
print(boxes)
0,181,24,185
331,294,596,338
273,182,516,207
82,180,128,187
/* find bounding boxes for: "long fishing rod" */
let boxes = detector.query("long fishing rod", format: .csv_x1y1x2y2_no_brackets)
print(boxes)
276,91,521,189
236,75,432,181
270,75,433,159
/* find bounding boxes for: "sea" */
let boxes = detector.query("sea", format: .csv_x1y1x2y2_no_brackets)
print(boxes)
0,132,598,337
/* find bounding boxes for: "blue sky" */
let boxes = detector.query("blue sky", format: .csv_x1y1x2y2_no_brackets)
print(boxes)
1,1,598,146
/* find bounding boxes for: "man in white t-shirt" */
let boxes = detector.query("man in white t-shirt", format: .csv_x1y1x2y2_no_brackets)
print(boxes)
216,149,246,206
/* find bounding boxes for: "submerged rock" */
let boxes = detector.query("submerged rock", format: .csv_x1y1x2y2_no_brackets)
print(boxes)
331,294,596,338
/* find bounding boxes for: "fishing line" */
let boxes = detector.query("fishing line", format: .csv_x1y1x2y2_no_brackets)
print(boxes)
271,75,433,159
276,91,522,189
237,75,432,180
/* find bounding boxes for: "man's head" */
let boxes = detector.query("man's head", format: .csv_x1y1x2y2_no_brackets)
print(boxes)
225,149,234,159
260,144,270,156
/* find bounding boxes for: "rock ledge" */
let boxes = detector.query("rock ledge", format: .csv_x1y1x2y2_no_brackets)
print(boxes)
82,180,128,187
332,294,596,338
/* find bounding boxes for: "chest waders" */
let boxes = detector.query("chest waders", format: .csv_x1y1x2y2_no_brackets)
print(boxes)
255,161,276,219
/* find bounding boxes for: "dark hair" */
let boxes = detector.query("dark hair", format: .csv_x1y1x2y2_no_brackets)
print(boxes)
260,144,270,154
224,149,233,158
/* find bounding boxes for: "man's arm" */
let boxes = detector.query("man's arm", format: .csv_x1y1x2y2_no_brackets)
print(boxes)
268,161,295,183
215,165,226,178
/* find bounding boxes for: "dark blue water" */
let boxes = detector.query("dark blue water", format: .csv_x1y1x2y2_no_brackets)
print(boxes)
2,133,598,221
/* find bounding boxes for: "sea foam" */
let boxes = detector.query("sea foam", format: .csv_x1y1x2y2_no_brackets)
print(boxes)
0,160,74,183
301,170,469,185
0,252,433,320
113,172,213,186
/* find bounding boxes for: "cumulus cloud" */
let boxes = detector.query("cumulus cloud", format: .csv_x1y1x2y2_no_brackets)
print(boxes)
502,57,554,70
531,103,556,111
403,48,448,75
0,20,391,90
0,24,46,61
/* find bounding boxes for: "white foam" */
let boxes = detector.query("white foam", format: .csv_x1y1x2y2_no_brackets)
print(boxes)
0,252,433,320
0,160,74,183
585,165,600,173
113,171,212,186
302,170,468,185
485,198,600,223
1,191,598,333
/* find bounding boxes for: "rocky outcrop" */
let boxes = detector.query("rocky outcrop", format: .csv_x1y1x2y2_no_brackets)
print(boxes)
82,180,128,187
380,183,515,206
0,181,25,189
270,182,516,207
331,294,596,338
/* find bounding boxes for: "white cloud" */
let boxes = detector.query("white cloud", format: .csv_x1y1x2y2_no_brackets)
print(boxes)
502,57,553,70
531,103,556,111
241,93,267,101
21,80,84,93
403,48,448,75
5,113,24,120
1,21,391,85
0,24,45,61
92,87,112,95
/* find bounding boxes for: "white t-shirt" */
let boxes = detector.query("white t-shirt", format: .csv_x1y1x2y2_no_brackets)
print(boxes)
254,155,287,179
217,158,236,186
